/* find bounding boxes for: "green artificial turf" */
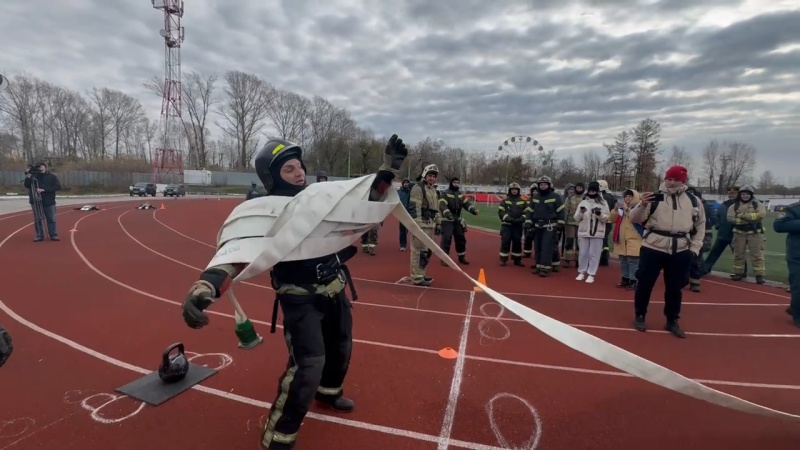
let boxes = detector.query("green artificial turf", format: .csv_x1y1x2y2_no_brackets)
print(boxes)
463,203,789,283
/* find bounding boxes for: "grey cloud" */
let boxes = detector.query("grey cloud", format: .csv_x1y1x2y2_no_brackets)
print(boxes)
1,0,799,180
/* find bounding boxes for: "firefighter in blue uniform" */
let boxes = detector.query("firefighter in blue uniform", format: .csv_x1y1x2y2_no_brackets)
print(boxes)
498,182,526,266
525,175,566,276
774,201,800,329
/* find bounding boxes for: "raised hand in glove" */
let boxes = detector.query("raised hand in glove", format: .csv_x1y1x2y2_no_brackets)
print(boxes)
379,134,408,175
182,280,216,329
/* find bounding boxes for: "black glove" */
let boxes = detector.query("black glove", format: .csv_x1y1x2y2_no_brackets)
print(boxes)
0,324,13,368
182,281,216,329
434,224,442,235
380,134,408,174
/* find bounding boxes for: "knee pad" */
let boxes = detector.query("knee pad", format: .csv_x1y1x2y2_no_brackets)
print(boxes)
420,249,433,268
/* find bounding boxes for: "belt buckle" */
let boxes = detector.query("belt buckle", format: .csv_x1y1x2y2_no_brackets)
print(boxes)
315,263,325,281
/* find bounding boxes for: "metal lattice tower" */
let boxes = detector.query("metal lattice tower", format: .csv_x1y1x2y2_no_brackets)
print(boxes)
151,0,185,184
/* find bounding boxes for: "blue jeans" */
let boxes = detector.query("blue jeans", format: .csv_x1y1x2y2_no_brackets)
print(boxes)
33,204,58,240
620,255,639,281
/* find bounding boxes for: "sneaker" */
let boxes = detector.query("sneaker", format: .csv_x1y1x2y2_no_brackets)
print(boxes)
400,247,406,251
665,322,686,338
633,315,646,332
575,273,585,281
585,275,595,284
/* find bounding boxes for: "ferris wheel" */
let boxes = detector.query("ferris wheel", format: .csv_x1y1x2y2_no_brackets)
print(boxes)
495,135,543,164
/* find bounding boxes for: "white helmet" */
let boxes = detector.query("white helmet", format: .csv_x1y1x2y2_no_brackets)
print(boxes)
421,164,439,178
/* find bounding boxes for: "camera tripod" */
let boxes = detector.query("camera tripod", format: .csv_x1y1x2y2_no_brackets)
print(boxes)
30,177,52,241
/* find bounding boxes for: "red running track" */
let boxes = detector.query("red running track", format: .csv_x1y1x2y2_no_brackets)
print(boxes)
0,198,799,450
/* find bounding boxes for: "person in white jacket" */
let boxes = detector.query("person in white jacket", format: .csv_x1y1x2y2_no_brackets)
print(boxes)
574,181,610,283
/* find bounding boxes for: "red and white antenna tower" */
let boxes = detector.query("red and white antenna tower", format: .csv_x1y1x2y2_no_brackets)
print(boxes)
151,0,184,184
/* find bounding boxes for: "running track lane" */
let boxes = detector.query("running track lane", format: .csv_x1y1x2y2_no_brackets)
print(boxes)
0,207,505,449
3,199,796,448
130,204,800,387
150,200,800,379
147,200,797,446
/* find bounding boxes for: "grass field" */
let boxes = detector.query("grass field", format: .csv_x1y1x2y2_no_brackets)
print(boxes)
463,203,789,284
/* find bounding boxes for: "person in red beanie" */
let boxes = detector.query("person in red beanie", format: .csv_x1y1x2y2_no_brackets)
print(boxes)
628,165,706,338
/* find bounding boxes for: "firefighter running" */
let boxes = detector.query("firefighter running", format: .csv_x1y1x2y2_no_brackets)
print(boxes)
525,176,566,276
562,182,584,268
728,185,767,284
498,182,527,266
438,176,479,265
408,164,441,286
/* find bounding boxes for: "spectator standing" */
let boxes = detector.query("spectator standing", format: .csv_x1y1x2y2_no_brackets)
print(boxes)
23,162,61,242
773,201,800,329
397,179,411,251
629,165,706,338
574,181,610,283
609,189,644,290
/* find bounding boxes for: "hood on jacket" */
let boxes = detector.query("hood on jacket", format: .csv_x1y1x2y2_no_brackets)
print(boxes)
621,188,641,207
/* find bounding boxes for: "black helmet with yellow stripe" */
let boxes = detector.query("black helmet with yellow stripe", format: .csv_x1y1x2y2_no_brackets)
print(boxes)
253,139,306,193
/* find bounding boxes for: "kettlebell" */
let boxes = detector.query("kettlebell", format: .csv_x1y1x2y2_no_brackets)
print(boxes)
158,342,190,383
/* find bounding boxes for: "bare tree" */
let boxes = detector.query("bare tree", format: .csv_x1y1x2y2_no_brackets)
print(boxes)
701,139,721,193
266,89,311,143
215,70,273,169
629,118,662,191
0,73,40,161
757,170,775,192
581,151,603,181
719,140,757,189
182,71,218,169
603,130,632,190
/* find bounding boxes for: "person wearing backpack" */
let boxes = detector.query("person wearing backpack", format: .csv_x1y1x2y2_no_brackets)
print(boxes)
629,165,706,338
608,189,644,290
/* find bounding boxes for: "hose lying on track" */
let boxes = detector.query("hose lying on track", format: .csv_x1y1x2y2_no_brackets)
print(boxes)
208,174,800,422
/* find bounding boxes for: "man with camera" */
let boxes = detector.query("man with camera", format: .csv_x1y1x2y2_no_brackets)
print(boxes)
24,162,61,242
629,165,706,338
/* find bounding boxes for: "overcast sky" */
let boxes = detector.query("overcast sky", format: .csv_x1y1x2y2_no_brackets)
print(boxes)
1,0,799,184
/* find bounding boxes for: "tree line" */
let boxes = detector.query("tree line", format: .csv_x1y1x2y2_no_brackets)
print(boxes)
2,69,791,194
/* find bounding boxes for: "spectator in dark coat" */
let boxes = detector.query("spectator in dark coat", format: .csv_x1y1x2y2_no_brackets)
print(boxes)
23,162,61,241
704,186,746,276
397,179,411,250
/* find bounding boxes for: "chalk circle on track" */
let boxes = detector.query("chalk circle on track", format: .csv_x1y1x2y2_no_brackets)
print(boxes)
63,390,146,424
478,302,511,346
185,351,234,371
0,417,36,439
486,392,543,450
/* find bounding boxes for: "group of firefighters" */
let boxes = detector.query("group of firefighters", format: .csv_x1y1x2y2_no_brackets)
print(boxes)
307,165,772,293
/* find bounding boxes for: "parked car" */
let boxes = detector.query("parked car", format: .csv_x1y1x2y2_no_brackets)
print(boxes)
163,184,185,197
130,182,156,197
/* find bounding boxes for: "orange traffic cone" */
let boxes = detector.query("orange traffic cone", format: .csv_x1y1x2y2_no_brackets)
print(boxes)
474,268,486,292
